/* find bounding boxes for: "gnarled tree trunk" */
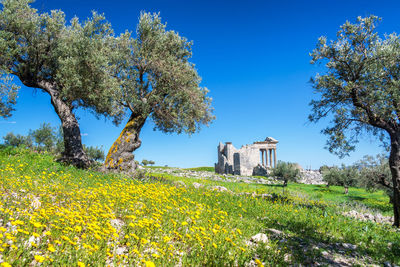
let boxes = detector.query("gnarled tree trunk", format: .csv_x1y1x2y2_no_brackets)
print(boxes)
389,132,400,227
39,81,91,168
105,112,146,171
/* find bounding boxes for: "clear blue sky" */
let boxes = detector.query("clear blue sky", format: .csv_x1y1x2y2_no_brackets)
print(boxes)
1,0,400,168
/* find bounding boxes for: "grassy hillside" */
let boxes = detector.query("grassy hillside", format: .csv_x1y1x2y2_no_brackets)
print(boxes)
0,147,399,266
150,172,392,216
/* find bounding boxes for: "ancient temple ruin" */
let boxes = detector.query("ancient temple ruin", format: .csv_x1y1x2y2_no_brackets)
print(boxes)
215,137,278,176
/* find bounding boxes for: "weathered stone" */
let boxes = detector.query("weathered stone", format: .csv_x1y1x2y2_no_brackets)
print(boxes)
192,182,204,189
250,233,269,243
209,186,231,193
267,228,284,236
174,181,186,187
215,137,278,176
110,219,125,231
252,164,269,176
299,170,326,185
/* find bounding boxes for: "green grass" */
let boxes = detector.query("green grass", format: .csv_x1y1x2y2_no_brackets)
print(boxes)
0,147,399,266
184,167,215,172
148,172,392,216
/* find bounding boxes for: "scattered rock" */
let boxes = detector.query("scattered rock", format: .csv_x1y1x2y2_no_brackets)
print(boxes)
250,233,268,244
266,228,283,236
115,246,127,255
30,196,41,210
209,186,231,193
192,182,204,189
343,210,393,225
174,181,186,187
110,219,125,231
299,170,326,185
284,253,292,263
341,243,357,250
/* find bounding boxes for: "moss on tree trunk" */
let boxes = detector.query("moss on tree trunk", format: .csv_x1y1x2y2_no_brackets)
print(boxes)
104,113,146,171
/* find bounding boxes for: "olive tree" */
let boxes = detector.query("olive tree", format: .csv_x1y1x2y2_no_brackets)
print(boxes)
30,123,56,152
309,16,400,226
322,164,358,194
355,154,393,202
3,132,32,147
272,161,300,187
0,0,122,167
104,13,214,171
0,72,18,118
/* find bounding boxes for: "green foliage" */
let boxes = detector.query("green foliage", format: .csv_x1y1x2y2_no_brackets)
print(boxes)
0,71,19,118
185,166,215,172
355,154,393,201
322,164,358,192
272,161,300,186
111,12,214,134
0,0,124,121
83,145,105,162
3,132,32,147
2,123,104,162
29,123,57,152
0,147,399,265
141,159,155,166
309,15,399,156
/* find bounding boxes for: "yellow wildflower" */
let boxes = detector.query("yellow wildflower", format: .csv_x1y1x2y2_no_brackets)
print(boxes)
34,255,45,263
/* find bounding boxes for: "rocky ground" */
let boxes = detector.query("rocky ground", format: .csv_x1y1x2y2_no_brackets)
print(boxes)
145,167,326,185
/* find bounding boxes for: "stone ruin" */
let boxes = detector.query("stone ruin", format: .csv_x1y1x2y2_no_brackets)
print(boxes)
215,137,278,176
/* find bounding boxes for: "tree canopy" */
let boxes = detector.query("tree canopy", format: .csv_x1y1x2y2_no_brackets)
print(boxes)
0,72,18,118
0,0,124,167
309,15,400,226
104,12,214,170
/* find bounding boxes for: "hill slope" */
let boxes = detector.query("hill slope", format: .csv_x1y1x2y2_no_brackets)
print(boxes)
0,147,399,266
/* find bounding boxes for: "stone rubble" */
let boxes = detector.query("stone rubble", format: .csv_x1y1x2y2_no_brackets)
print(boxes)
299,170,326,185
342,210,394,225
147,167,327,185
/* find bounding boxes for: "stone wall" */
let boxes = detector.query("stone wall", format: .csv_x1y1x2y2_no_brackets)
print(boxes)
298,170,325,185
215,137,278,176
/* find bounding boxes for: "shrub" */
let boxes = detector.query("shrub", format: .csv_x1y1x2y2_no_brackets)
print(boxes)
272,161,300,186
3,132,32,148
322,164,358,193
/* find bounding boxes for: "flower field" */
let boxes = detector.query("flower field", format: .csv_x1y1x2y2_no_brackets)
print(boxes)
0,147,399,266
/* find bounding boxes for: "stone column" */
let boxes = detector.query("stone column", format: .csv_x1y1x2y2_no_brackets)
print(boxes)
261,150,265,166
274,148,277,168
265,149,268,167
269,149,272,167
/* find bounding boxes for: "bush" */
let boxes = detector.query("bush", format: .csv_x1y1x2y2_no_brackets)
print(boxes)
2,124,104,162
322,164,358,193
355,154,393,202
3,132,32,148
29,123,57,152
272,161,300,186
83,145,105,162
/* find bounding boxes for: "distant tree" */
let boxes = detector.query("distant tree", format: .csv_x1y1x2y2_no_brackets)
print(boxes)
83,145,105,162
0,0,123,167
141,159,149,166
3,132,32,147
355,154,393,202
30,123,56,152
0,72,19,118
104,12,214,171
272,161,300,187
319,165,331,173
321,166,342,187
309,15,400,226
54,126,65,155
148,160,155,166
322,165,358,194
